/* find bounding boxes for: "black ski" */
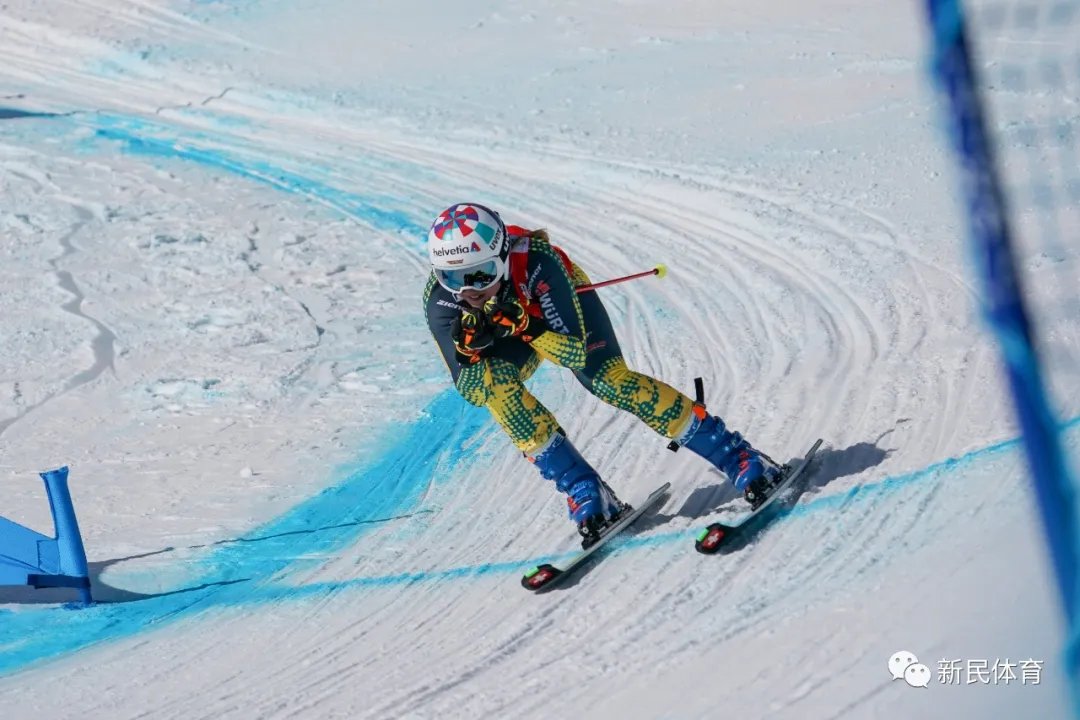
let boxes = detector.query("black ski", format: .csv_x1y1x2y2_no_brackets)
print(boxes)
522,483,671,592
695,439,823,554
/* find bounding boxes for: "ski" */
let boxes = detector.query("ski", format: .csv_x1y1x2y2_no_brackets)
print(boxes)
695,438,823,554
522,482,671,592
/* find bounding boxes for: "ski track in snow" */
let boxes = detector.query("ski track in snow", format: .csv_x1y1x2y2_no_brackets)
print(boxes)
0,2,1074,719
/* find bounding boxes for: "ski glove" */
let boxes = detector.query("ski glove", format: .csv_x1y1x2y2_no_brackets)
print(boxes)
483,296,546,342
451,309,495,365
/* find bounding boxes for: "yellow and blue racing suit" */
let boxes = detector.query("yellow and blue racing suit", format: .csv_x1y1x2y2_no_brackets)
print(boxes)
423,229,696,455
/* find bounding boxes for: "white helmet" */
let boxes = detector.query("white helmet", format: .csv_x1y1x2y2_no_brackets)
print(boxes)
427,203,509,293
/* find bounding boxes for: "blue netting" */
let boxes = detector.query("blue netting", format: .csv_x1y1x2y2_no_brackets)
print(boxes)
925,0,1080,714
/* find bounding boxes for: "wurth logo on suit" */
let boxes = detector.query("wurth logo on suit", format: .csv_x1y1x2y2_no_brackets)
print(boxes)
535,280,570,334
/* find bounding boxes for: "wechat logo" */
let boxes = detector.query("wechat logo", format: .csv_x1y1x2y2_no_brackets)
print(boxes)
889,650,931,688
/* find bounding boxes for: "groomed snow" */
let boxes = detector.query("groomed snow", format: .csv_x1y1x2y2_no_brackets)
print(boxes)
0,1,1075,718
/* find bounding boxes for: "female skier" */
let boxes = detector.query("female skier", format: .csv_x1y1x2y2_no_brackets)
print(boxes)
423,203,782,543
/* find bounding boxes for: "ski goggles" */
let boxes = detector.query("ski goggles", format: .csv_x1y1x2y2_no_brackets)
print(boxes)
434,258,504,293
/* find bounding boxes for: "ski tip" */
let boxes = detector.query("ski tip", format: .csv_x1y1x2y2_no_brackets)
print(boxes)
522,563,561,591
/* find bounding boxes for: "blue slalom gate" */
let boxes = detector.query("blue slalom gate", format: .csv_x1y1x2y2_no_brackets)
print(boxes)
0,466,92,604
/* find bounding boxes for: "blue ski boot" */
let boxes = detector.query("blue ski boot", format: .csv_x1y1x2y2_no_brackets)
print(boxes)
676,406,782,509
528,431,626,546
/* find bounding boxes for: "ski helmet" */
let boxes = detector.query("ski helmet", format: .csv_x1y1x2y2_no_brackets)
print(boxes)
427,203,509,294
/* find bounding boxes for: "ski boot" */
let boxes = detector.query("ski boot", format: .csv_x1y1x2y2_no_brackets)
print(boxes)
528,431,628,547
738,450,785,510
676,405,783,510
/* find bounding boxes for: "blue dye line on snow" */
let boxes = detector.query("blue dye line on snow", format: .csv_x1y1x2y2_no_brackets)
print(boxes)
87,113,427,239
0,390,487,675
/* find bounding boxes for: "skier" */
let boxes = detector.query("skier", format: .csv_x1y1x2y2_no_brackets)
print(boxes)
423,202,783,543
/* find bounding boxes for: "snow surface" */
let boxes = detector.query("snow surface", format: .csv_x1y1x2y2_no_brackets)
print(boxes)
0,1,1076,718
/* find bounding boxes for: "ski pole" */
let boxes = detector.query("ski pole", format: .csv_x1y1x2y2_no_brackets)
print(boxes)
575,265,667,293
